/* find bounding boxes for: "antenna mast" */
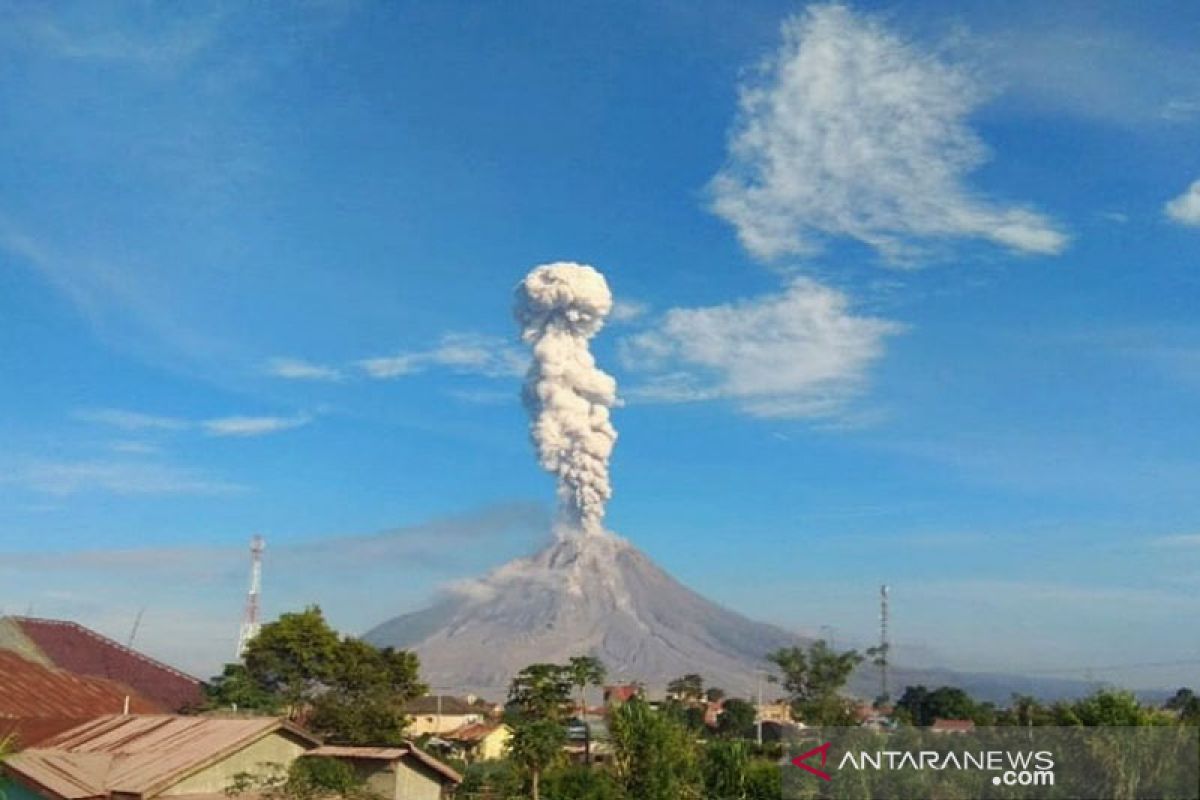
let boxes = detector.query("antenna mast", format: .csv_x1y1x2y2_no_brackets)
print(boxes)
236,535,265,660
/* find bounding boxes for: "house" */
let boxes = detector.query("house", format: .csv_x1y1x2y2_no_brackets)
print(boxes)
0,617,204,712
400,695,487,736
755,700,793,724
0,714,320,800
305,745,461,800
602,684,641,706
0,650,163,747
442,721,511,762
929,718,975,734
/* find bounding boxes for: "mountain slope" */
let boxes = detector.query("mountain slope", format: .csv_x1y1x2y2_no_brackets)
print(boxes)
365,533,802,696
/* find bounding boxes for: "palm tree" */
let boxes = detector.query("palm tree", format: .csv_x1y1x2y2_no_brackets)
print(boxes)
567,656,606,765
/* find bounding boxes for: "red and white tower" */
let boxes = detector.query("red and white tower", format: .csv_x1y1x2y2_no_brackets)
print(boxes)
235,535,265,659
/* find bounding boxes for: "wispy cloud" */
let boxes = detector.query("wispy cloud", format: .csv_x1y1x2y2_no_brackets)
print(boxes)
1165,179,1200,226
78,407,311,438
619,278,904,419
711,4,1067,263
610,299,649,323
1151,533,1200,548
202,415,311,438
359,333,525,380
266,358,344,382
7,459,244,497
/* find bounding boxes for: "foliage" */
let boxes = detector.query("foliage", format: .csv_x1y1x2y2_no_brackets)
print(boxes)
539,765,625,800
507,719,567,800
226,758,377,800
458,760,523,798
206,606,425,746
894,684,981,726
609,697,699,800
205,663,281,714
507,663,574,722
1165,687,1200,723
705,686,727,703
566,656,607,710
716,698,758,738
766,641,863,725
702,738,749,799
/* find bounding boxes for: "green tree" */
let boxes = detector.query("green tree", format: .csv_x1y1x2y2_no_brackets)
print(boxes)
1070,689,1160,726
610,696,699,800
205,663,281,714
242,606,342,713
716,698,757,738
566,655,607,764
766,641,863,725
508,719,567,800
1165,687,1200,723
508,663,574,722
702,738,749,799
706,687,727,703
540,764,625,800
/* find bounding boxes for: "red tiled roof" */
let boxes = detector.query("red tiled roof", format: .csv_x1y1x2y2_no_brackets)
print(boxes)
0,651,164,747
7,618,203,712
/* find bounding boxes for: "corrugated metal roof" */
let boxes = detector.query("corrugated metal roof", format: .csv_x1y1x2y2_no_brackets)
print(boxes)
307,745,409,760
0,651,163,747
5,618,204,713
4,750,112,800
9,715,320,799
304,745,462,785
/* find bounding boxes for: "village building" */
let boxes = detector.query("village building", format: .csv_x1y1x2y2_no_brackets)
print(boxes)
441,721,512,762
400,695,489,736
305,745,461,800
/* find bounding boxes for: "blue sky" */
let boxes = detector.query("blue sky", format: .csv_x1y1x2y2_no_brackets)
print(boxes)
1,0,1198,689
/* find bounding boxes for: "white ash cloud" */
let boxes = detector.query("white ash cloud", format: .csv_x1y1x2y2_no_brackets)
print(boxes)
515,263,619,536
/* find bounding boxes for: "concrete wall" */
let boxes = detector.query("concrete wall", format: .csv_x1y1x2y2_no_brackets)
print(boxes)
162,731,311,796
393,761,444,800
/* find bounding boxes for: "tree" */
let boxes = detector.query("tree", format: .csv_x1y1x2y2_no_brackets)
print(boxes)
508,663,574,722
242,607,342,713
566,655,607,764
508,719,567,800
1165,688,1200,723
667,673,705,703
205,663,281,714
705,687,727,703
716,698,758,738
703,738,749,799
766,641,863,725
894,685,980,727
610,697,699,800
208,607,426,745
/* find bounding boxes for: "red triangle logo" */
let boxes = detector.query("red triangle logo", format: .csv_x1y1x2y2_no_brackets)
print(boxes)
791,741,833,781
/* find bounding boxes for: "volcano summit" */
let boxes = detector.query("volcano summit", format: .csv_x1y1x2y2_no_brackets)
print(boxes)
365,531,804,695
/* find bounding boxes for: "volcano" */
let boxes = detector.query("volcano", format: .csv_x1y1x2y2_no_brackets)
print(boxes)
364,532,805,696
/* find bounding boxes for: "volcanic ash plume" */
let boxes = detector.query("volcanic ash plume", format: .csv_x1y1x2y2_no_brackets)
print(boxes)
515,262,618,537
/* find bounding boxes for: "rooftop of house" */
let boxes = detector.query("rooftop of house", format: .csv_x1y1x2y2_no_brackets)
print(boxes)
306,745,462,784
0,617,204,712
930,718,976,733
443,721,509,743
3,714,319,800
0,650,163,747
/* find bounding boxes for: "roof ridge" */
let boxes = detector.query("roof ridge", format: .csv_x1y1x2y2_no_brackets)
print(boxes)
12,617,202,684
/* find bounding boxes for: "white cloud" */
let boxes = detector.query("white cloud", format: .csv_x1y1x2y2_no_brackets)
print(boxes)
1152,533,1200,548
75,408,189,431
359,333,525,380
267,357,343,382
202,415,310,438
1165,179,1200,226
77,407,310,438
619,278,904,419
610,299,649,323
10,460,243,496
711,4,1067,263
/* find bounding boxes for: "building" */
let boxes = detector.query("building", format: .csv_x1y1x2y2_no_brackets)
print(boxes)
0,650,163,747
602,684,642,706
0,617,204,712
305,745,461,800
400,695,487,736
442,721,511,762
0,714,320,800
929,718,975,734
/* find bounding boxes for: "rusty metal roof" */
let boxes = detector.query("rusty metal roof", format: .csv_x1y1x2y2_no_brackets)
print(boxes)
4,617,204,713
6,715,320,800
0,651,163,747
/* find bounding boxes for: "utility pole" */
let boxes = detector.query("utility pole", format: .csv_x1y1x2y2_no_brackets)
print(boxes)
235,535,265,660
756,671,764,746
127,607,145,648
878,584,891,705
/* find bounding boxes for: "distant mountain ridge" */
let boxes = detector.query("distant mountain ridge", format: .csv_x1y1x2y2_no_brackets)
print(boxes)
365,534,1104,703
